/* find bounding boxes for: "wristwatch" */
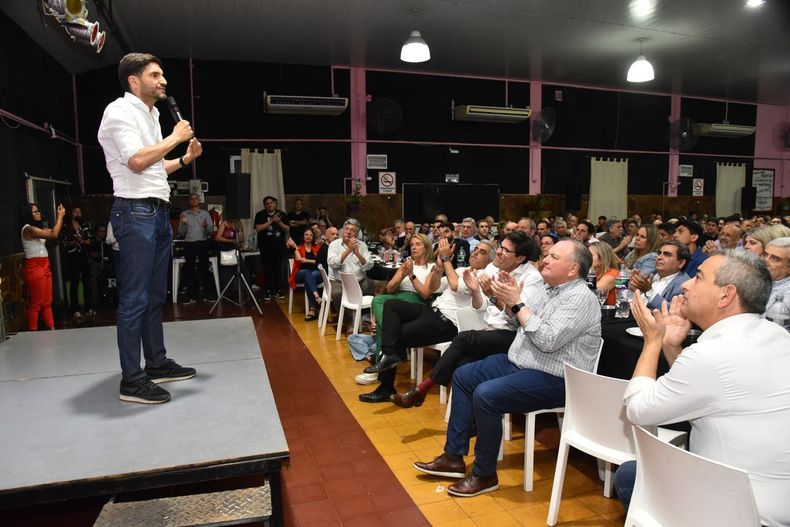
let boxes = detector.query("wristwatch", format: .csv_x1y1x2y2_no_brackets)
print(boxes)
441,255,452,262
179,156,190,167
410,274,417,281
511,302,526,315
489,296,498,305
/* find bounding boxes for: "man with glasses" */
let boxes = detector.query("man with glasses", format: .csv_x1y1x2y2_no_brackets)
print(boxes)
388,232,545,408
764,237,790,312
359,239,496,402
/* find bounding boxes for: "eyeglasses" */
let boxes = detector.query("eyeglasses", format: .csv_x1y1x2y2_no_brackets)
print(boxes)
496,245,516,255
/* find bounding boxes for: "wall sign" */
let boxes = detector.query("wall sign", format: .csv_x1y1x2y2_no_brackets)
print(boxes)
692,178,704,196
680,164,694,178
752,169,775,211
379,171,396,194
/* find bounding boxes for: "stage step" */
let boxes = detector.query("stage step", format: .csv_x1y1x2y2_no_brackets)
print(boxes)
93,483,272,527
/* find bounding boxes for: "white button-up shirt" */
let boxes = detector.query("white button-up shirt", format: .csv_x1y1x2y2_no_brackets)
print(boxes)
481,261,546,331
644,271,679,302
97,92,171,201
625,314,790,526
327,238,373,281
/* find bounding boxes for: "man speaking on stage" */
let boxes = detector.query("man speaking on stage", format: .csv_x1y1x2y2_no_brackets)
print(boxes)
98,53,202,404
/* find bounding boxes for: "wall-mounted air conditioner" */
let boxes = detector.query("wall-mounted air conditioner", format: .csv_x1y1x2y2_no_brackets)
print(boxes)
264,94,348,116
692,123,755,138
453,105,531,124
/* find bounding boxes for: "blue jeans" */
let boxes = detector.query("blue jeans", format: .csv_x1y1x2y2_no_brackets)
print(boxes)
296,268,321,309
613,460,636,511
445,354,566,477
110,198,171,381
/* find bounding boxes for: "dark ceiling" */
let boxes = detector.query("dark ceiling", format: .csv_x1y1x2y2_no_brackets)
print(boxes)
3,0,790,104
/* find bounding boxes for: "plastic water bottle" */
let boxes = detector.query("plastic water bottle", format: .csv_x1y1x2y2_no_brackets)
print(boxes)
586,266,597,290
766,295,790,332
457,246,467,267
614,265,631,318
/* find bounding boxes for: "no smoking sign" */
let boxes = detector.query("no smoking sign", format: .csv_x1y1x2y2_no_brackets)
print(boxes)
379,171,396,194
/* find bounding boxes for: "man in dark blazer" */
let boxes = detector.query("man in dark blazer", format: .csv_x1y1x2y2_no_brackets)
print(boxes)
629,240,691,310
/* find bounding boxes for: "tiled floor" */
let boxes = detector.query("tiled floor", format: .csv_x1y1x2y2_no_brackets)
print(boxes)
5,295,626,526
281,300,627,527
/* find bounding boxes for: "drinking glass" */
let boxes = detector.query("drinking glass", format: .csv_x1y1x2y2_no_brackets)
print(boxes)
595,288,608,305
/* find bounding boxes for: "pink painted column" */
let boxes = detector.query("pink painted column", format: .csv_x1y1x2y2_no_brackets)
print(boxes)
754,104,790,197
349,67,367,195
667,95,681,197
529,81,542,194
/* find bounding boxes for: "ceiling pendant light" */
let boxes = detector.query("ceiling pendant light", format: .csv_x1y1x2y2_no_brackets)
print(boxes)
627,38,655,83
400,30,430,63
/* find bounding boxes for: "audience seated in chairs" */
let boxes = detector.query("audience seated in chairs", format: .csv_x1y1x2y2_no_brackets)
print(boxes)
412,240,601,498
615,249,790,526
358,238,496,403
388,231,545,409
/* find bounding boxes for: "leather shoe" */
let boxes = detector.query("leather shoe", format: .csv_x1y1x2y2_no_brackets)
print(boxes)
359,387,396,403
447,472,499,497
413,453,465,479
366,353,402,373
390,387,427,408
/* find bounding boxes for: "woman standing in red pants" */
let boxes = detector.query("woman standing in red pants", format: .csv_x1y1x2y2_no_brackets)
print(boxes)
20,203,65,330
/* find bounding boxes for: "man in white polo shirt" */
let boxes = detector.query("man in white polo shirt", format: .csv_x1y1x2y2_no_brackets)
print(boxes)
98,53,202,404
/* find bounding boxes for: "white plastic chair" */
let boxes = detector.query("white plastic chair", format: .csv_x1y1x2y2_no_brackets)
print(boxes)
317,266,332,335
522,338,604,491
442,307,488,423
625,425,761,527
546,364,686,526
335,271,374,340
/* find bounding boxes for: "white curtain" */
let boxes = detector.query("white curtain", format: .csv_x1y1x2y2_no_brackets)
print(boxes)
715,163,745,217
240,148,284,234
588,158,628,221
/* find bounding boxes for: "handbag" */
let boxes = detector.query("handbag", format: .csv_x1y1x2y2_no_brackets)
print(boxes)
220,249,238,266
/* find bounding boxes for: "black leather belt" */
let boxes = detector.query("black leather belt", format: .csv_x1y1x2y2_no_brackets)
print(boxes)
119,197,170,208
433,307,450,324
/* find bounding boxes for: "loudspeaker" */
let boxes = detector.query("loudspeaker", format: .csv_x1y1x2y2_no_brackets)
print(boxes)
740,186,756,212
225,173,250,219
565,184,582,211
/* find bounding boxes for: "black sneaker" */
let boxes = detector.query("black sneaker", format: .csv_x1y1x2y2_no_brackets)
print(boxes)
144,359,197,384
275,290,285,299
181,297,197,306
119,377,171,404
263,291,273,301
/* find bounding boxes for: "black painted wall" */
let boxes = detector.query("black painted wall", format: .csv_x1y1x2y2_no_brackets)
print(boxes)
0,11,78,254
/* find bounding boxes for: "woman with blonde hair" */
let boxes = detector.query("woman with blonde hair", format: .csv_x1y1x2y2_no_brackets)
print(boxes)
590,241,619,305
360,233,442,400
744,225,790,256
624,224,660,276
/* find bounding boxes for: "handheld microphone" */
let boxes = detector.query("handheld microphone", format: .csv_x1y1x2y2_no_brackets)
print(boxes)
166,96,183,122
